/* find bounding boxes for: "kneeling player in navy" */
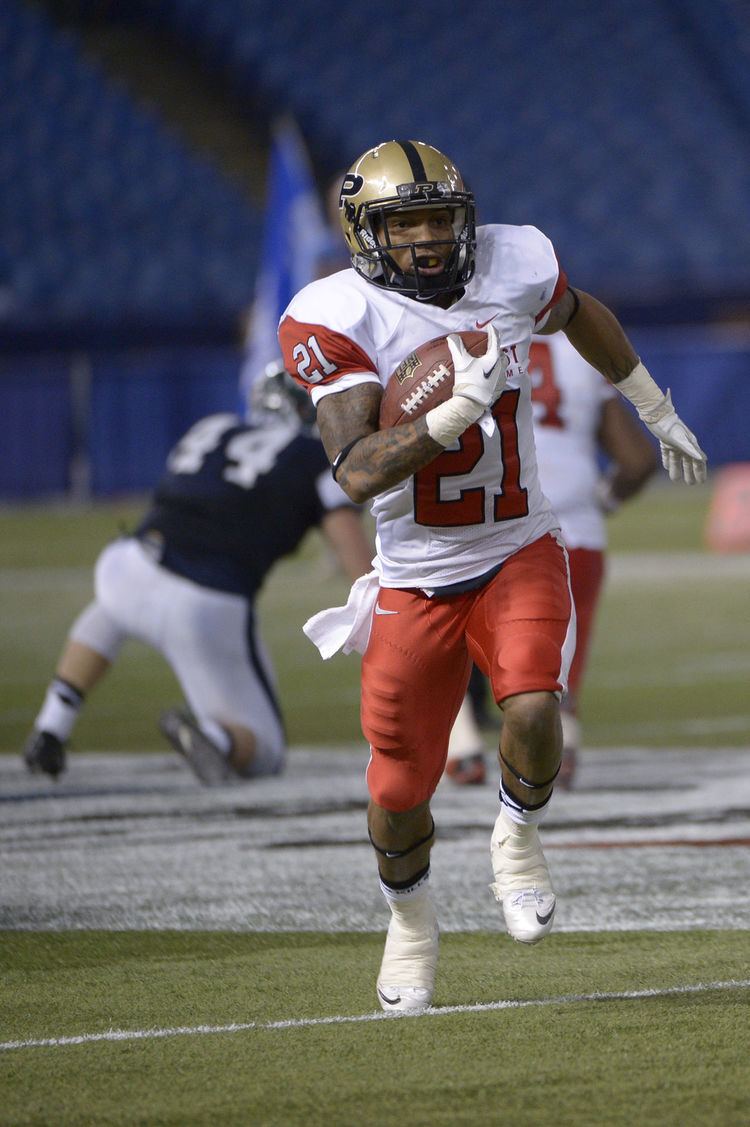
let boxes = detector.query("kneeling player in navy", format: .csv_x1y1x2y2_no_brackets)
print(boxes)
22,367,373,784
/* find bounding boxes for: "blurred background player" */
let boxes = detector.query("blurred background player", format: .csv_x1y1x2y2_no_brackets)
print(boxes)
22,365,373,785
445,333,658,787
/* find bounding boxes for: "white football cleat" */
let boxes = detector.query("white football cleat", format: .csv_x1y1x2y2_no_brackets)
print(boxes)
376,893,439,1014
490,806,556,944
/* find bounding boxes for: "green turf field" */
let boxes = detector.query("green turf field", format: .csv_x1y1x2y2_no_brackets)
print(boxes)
2,481,749,1125
1,480,748,752
2,931,749,1126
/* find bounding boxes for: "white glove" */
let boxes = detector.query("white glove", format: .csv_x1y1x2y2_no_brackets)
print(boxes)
616,362,708,486
426,325,509,447
447,323,508,411
643,390,707,485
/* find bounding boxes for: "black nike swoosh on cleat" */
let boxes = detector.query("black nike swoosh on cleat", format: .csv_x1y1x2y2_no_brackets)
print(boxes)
377,987,401,1007
536,905,555,925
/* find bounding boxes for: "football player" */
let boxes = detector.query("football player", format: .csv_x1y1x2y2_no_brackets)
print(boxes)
279,140,707,1012
445,333,659,788
22,366,373,785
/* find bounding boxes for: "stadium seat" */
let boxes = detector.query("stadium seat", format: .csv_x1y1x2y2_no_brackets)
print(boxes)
0,0,261,332
2,0,750,329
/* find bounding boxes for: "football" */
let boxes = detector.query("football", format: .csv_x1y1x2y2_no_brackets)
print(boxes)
379,330,488,429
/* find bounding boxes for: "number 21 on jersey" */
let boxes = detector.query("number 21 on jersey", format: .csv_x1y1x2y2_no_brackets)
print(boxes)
414,390,529,526
292,335,337,384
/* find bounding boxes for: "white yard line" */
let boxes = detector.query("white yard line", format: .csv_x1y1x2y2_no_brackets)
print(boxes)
3,979,749,1053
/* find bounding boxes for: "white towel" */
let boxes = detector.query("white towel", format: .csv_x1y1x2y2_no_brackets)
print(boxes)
303,569,380,659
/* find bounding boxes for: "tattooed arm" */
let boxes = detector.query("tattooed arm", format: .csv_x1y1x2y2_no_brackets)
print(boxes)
316,383,444,504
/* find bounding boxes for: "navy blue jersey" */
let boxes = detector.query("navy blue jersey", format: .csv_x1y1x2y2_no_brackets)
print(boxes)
135,414,351,598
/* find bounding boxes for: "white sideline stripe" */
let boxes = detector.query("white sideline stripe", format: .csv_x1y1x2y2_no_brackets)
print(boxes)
2,979,749,1053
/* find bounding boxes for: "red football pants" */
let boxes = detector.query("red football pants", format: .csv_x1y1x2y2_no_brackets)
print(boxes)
362,533,574,811
565,546,605,704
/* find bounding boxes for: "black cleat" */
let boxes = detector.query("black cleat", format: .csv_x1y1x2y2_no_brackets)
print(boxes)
23,730,66,779
159,708,232,785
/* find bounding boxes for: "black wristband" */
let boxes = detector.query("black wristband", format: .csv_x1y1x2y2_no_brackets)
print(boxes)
331,435,366,482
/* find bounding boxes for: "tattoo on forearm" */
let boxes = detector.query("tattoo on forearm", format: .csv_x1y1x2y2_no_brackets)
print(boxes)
342,423,441,496
317,383,443,500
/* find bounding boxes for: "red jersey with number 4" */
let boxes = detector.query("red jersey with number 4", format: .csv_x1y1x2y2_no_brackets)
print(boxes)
529,333,616,550
279,224,566,590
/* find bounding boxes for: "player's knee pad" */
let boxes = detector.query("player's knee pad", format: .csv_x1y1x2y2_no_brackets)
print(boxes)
495,630,566,698
361,667,406,753
69,602,125,662
367,751,432,813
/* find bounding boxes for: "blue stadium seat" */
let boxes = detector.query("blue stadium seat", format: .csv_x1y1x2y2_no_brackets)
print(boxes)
2,0,749,332
0,0,262,332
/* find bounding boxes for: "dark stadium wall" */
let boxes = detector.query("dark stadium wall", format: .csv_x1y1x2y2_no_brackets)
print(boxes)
1,330,748,499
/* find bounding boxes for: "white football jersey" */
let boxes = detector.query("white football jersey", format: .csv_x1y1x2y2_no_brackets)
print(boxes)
280,224,567,589
529,333,616,550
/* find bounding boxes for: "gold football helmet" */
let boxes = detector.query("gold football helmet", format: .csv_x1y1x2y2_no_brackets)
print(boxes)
337,140,476,300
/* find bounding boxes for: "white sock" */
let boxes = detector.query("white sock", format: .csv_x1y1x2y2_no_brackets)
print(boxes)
499,777,552,827
379,868,431,906
35,678,83,741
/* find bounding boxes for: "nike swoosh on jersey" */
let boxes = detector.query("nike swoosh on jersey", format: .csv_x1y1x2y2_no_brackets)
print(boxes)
374,605,399,615
475,313,498,329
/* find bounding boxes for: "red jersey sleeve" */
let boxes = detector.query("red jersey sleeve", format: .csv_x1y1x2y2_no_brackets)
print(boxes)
534,261,569,327
279,315,378,393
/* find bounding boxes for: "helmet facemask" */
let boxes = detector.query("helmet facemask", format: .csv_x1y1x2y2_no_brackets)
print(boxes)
363,194,475,300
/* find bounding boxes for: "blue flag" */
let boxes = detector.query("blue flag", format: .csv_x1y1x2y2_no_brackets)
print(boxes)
240,117,329,411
